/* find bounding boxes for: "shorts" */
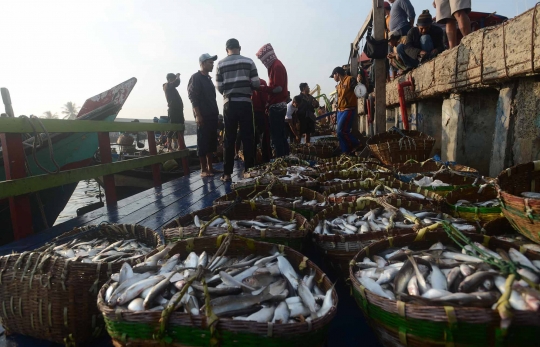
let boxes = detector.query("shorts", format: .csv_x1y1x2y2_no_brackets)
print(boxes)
299,117,315,135
197,118,218,157
167,108,184,138
435,0,471,23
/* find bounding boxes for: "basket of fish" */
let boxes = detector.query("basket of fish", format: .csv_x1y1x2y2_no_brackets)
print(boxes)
444,185,502,224
244,165,320,179
497,161,540,245
232,172,319,190
291,143,340,159
324,179,444,205
213,184,327,219
298,153,379,166
388,158,479,183
349,227,540,347
410,171,480,196
98,234,338,347
161,202,311,250
367,128,436,166
483,218,540,254
311,198,445,274
0,223,161,345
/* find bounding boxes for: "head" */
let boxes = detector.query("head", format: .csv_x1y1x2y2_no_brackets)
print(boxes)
384,1,391,15
199,53,218,73
256,43,278,69
292,95,303,108
417,10,433,35
166,73,179,87
330,66,345,82
299,83,309,94
226,38,241,55
388,31,401,47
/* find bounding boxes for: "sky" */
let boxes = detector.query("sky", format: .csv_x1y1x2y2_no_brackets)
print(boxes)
0,0,530,122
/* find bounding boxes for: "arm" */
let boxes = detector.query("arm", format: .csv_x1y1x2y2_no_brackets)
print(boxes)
260,64,285,94
215,63,224,95
187,76,204,126
250,61,261,90
286,118,300,139
404,29,421,59
403,0,416,25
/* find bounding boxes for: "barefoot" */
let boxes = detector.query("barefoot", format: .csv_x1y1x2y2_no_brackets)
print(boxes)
200,171,214,177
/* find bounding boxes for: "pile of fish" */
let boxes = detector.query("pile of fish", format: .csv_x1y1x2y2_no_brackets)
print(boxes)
353,241,540,313
453,199,500,208
320,177,378,187
104,246,335,324
521,192,540,199
44,237,154,263
251,195,327,208
327,188,432,202
186,215,299,232
233,173,317,188
413,176,450,188
314,209,477,235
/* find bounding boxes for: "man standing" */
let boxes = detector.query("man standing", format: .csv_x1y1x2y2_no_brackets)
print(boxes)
388,0,416,37
216,38,260,182
163,73,184,151
285,95,302,143
397,10,445,69
256,43,289,157
331,66,359,154
296,83,319,144
434,0,471,48
251,78,271,163
187,53,220,177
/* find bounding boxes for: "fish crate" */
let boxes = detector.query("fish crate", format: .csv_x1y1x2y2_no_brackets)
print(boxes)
497,160,540,245
444,185,502,224
161,203,311,251
97,235,338,347
349,231,540,347
407,171,480,197
311,198,440,276
323,179,444,205
367,129,436,166
0,223,161,345
213,184,327,219
386,158,479,183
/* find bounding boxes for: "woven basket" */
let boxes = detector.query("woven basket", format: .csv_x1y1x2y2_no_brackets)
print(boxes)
231,175,319,190
410,172,479,196
311,198,439,275
213,184,327,219
349,231,540,347
497,160,540,244
388,158,479,183
367,129,435,165
324,178,444,205
0,224,161,345
296,154,380,166
291,143,339,159
161,203,311,251
444,185,502,224
98,236,338,347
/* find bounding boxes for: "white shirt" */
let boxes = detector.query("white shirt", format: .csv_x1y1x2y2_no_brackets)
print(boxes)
285,101,297,120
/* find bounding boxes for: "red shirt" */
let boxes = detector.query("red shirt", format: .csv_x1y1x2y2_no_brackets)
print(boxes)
251,79,268,113
260,59,288,105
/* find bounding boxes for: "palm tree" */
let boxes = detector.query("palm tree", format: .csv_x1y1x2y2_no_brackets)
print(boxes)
61,101,79,119
41,111,58,119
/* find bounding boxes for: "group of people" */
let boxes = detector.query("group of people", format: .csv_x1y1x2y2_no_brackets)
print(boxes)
384,0,472,76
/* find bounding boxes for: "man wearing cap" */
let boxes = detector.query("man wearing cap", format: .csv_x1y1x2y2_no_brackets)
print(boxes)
397,9,445,69
163,73,184,150
387,31,408,74
388,0,416,37
331,66,360,154
433,0,471,49
256,43,289,158
215,38,260,182
187,53,221,177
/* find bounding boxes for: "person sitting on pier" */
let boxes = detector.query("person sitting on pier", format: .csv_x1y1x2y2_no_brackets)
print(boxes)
187,53,221,177
330,66,360,154
387,31,408,76
433,0,472,49
396,10,445,70
163,73,184,151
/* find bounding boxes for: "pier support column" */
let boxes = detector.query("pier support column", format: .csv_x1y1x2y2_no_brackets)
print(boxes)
441,94,464,164
490,83,516,177
416,100,443,157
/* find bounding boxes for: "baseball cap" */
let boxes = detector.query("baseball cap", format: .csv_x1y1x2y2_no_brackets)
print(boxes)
226,38,240,49
199,53,218,63
329,66,345,78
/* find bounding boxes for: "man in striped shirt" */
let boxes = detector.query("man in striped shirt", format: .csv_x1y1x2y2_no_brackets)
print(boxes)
216,38,261,182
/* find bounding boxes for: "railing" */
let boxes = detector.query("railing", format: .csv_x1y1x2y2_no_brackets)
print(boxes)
0,117,190,239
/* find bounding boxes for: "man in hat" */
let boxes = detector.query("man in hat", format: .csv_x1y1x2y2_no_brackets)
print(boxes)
331,66,360,154
397,9,445,69
256,43,289,158
388,0,416,37
187,53,220,177
216,38,260,182
163,73,184,150
433,0,471,48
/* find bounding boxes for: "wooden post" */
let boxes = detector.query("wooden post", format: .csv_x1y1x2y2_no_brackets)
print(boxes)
373,0,387,134
0,133,33,239
147,131,162,187
177,131,190,176
98,132,117,206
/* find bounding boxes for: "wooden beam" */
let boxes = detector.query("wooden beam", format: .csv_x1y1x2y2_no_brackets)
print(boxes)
350,9,373,61
0,150,190,199
0,118,185,133
373,0,387,134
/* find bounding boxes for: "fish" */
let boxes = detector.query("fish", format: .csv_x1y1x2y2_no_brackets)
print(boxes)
117,276,165,305
242,274,277,290
509,248,540,272
234,306,275,323
430,265,448,291
521,192,540,199
458,271,495,293
277,256,299,291
298,280,318,318
273,301,290,323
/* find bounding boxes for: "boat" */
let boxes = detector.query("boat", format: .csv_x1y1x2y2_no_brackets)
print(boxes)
0,78,137,245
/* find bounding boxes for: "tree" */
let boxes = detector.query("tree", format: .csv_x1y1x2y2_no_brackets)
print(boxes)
61,101,79,119
41,111,58,119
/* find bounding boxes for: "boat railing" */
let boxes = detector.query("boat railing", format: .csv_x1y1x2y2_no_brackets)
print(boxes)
0,117,189,239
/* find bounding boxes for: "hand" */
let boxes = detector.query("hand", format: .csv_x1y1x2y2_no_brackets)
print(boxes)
387,53,395,59
431,49,438,55
419,51,427,58
195,116,204,127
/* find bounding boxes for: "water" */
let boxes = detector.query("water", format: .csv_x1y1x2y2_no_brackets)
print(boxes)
54,134,198,225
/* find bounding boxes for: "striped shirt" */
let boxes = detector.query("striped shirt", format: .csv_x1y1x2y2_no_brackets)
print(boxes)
216,54,260,103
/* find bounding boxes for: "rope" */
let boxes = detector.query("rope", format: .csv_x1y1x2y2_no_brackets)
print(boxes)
20,115,61,174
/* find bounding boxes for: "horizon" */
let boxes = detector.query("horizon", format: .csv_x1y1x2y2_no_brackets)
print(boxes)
0,0,524,121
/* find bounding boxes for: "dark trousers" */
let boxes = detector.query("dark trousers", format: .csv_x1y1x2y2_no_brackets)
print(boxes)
268,104,289,157
223,101,255,175
254,111,271,163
